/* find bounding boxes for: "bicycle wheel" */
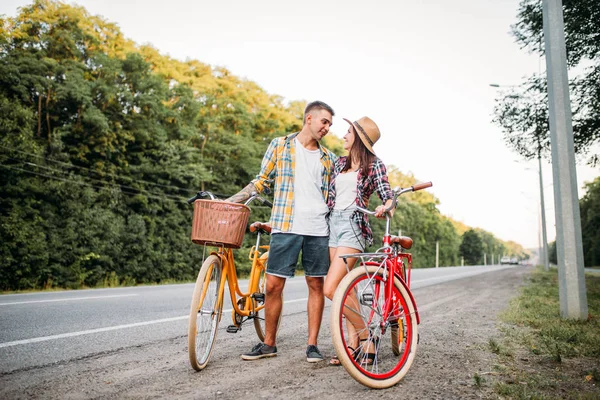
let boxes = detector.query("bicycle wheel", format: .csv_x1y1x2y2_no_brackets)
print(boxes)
253,252,283,341
330,264,418,389
188,255,223,371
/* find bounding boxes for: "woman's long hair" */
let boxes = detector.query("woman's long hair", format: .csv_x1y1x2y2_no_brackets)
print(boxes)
342,127,375,176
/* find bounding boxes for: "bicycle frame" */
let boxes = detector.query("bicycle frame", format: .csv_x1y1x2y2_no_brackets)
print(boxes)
204,232,269,323
342,248,420,327
339,183,433,327
187,190,273,324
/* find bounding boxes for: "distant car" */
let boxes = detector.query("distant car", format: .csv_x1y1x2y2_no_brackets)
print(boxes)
510,257,519,265
500,256,511,265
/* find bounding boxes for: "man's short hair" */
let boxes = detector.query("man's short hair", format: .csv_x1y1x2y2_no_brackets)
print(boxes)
303,101,335,124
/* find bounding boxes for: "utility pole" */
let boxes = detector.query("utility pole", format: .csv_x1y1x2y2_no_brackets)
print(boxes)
543,0,588,319
435,241,439,268
538,155,550,272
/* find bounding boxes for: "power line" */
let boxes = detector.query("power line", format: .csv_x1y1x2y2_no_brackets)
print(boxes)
0,144,197,194
1,154,183,201
0,163,185,204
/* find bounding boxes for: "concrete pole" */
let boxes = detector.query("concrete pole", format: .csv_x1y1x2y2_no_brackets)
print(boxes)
542,0,588,319
538,156,550,271
461,256,464,266
484,253,487,266
492,254,494,265
435,241,439,268
538,210,543,266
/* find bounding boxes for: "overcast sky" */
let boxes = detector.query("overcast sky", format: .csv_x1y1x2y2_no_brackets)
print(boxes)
2,0,598,250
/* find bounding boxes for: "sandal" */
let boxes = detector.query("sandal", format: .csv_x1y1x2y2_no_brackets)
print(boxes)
329,346,355,366
355,338,376,366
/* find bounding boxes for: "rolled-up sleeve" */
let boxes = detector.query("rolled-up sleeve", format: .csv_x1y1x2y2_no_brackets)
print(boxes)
373,159,393,202
252,138,278,194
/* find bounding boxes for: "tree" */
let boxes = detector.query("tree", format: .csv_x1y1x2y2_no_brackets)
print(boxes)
459,229,484,266
493,0,600,166
0,0,302,290
580,177,600,267
548,240,558,265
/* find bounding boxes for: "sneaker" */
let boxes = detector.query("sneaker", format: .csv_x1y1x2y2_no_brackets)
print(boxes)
306,345,323,363
241,343,277,360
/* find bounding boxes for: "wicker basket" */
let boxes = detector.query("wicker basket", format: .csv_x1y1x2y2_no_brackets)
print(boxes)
191,200,251,249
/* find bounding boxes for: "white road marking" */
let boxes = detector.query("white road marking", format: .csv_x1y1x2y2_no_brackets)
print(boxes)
0,315,187,349
0,294,138,306
0,298,308,349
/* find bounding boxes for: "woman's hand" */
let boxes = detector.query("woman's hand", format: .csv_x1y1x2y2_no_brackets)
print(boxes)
374,205,387,219
374,199,394,219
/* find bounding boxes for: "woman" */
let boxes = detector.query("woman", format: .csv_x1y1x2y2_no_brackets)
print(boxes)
323,116,394,366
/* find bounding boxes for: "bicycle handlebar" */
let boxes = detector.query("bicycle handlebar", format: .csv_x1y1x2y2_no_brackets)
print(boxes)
411,181,433,192
187,191,216,203
356,181,433,216
186,190,273,208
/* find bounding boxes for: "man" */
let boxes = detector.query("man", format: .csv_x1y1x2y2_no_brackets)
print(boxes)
227,100,336,362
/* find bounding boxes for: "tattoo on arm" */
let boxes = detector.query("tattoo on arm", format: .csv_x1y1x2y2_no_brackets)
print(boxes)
225,183,257,203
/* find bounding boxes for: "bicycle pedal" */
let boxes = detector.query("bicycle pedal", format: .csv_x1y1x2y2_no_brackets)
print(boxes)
360,293,374,305
251,292,265,303
226,325,241,334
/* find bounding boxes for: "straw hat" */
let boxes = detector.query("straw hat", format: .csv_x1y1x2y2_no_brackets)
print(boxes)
342,116,380,155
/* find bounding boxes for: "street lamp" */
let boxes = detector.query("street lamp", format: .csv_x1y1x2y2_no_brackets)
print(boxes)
537,158,550,271
489,83,513,88
491,83,550,271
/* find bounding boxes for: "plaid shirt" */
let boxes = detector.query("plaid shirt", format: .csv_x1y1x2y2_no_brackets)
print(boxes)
252,132,336,233
327,156,393,246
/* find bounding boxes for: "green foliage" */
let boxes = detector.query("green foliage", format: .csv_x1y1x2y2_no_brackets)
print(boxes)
495,0,600,166
459,229,484,265
548,176,600,267
0,0,522,290
549,240,558,265
0,0,297,290
581,177,600,267
493,267,600,398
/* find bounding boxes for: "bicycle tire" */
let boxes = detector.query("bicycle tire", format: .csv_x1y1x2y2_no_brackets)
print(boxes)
253,251,283,341
330,264,418,389
188,255,223,371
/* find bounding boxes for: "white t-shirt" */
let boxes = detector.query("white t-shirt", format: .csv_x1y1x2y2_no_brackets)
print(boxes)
290,138,329,236
334,171,358,210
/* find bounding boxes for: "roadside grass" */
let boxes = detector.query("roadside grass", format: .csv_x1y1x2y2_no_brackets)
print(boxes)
492,266,600,399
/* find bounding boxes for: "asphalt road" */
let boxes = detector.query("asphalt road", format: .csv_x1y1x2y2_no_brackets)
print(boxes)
0,264,518,375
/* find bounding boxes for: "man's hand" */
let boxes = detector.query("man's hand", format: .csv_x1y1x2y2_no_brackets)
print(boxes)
225,183,257,203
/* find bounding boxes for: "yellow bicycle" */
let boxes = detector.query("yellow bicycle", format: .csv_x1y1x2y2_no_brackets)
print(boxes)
186,191,278,371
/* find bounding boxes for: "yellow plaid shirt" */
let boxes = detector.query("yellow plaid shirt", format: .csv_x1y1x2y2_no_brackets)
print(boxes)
252,132,336,232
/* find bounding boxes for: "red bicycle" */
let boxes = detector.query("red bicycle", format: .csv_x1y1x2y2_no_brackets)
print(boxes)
330,182,432,388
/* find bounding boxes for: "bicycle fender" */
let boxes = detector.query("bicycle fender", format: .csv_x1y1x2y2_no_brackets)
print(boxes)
396,276,420,325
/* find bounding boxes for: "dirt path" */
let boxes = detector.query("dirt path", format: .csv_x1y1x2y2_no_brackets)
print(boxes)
0,266,530,399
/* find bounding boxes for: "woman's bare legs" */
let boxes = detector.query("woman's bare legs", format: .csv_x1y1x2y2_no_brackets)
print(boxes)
325,246,362,364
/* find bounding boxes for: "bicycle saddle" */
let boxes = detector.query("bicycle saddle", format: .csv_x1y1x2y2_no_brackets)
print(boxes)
390,235,413,250
249,221,272,234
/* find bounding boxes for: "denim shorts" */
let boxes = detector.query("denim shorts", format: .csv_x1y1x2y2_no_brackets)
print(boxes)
267,233,330,278
328,209,366,251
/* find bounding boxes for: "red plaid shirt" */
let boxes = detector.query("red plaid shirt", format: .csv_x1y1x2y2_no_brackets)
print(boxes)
327,156,393,246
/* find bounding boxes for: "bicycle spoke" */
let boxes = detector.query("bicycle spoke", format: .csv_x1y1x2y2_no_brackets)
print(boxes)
330,265,419,388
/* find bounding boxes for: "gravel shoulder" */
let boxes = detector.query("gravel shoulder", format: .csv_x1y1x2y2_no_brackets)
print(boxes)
0,266,530,399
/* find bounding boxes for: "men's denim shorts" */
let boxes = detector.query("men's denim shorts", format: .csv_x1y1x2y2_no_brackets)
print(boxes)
267,233,330,278
328,209,366,251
